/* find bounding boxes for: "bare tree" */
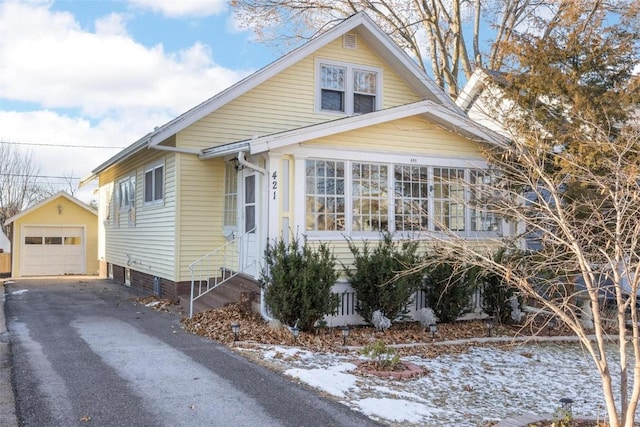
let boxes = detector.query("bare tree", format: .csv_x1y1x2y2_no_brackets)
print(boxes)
229,0,628,98
428,3,640,424
0,142,45,238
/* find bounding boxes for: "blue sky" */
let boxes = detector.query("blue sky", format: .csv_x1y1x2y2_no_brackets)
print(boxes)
0,0,281,201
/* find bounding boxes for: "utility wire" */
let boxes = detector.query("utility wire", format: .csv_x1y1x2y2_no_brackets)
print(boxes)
0,140,124,149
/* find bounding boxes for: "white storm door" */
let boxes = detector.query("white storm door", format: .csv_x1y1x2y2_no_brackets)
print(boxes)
240,171,258,277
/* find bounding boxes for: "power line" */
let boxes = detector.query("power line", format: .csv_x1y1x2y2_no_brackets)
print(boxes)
0,173,82,180
0,140,124,149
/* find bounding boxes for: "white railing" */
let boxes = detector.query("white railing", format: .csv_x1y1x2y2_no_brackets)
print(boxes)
188,230,255,317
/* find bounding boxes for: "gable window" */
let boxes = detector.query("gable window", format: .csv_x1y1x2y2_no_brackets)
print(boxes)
303,158,498,236
318,60,381,115
144,162,164,204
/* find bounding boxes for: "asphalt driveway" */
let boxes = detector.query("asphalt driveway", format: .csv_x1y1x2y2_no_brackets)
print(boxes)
5,278,380,427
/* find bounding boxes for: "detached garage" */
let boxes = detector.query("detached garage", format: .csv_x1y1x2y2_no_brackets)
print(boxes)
4,191,98,277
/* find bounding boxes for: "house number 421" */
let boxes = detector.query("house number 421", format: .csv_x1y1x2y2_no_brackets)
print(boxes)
272,171,278,200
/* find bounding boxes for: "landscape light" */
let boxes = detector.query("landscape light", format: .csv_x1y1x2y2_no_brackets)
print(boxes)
429,323,437,340
341,326,350,346
485,317,495,337
291,326,300,344
231,323,240,342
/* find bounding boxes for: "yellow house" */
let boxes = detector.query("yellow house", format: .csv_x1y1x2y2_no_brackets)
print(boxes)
4,191,98,277
81,12,505,321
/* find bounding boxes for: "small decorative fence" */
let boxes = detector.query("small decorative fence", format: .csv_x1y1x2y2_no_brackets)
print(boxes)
323,281,486,326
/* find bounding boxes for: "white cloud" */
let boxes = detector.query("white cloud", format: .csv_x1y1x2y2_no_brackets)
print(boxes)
127,0,227,18
0,1,253,202
0,1,248,118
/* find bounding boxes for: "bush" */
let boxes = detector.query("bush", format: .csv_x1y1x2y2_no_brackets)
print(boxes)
262,236,339,331
422,257,474,323
474,250,521,324
344,233,424,324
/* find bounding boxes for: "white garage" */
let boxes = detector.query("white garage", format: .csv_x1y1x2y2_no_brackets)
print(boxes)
3,191,99,277
21,226,85,276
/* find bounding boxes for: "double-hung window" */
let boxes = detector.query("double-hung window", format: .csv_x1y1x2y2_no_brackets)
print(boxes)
144,162,164,204
318,60,381,115
117,174,136,226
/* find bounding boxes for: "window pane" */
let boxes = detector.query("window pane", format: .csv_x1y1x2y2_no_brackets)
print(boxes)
64,237,81,245
45,237,62,245
394,165,429,231
321,65,345,90
245,206,255,233
223,162,238,227
470,170,499,232
144,170,153,202
321,90,344,111
353,70,376,94
352,162,388,232
245,175,255,203
305,159,345,231
154,166,164,201
25,236,42,245
354,94,375,114
433,168,465,231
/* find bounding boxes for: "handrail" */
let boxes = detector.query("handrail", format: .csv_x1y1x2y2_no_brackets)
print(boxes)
188,228,256,318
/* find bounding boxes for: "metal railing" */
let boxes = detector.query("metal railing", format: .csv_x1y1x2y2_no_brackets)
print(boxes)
188,229,256,317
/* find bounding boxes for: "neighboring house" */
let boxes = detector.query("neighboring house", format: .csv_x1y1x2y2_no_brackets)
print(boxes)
0,229,9,253
82,12,505,322
3,191,99,277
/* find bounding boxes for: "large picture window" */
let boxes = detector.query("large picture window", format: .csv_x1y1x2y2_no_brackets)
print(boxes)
303,158,498,236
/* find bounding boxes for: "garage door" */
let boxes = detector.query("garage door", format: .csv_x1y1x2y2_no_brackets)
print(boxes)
21,226,85,276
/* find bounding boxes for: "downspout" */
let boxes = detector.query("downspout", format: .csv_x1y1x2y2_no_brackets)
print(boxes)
236,151,273,322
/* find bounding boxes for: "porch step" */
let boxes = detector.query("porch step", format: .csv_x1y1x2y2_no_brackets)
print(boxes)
180,274,261,317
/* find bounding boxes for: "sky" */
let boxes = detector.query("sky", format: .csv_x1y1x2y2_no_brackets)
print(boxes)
0,0,282,203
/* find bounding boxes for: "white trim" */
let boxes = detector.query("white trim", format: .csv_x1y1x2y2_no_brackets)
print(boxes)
249,100,506,155
315,57,383,116
4,191,96,227
143,158,165,206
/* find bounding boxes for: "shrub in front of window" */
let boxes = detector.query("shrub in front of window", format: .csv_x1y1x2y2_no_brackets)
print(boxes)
473,249,521,324
262,236,339,332
422,256,474,323
344,233,425,324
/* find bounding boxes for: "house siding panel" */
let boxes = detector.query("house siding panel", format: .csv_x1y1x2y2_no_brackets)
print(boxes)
305,116,484,157
103,152,177,282
175,155,227,282
178,37,421,151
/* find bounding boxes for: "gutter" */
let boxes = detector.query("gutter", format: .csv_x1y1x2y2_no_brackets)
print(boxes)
237,151,266,175
148,144,201,155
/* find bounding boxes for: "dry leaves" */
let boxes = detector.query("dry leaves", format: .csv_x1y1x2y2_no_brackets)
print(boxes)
177,298,519,357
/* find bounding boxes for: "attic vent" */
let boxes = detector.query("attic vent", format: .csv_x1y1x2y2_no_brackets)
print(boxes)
343,33,357,50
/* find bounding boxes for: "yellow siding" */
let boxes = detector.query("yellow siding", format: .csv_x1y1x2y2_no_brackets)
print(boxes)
175,156,226,282
306,115,483,157
178,35,422,150
10,196,99,277
101,151,178,281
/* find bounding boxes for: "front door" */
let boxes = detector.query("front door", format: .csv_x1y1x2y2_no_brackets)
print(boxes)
240,170,258,277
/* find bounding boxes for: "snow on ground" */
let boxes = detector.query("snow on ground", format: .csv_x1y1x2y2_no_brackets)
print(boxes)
240,341,622,426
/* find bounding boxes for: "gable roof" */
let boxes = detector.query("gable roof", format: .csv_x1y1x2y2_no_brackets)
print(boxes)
84,11,465,182
201,100,508,159
3,191,97,227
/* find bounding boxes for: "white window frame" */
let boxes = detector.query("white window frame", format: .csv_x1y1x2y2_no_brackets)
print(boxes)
143,160,164,206
296,150,499,240
315,58,383,116
223,160,239,237
117,173,136,227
